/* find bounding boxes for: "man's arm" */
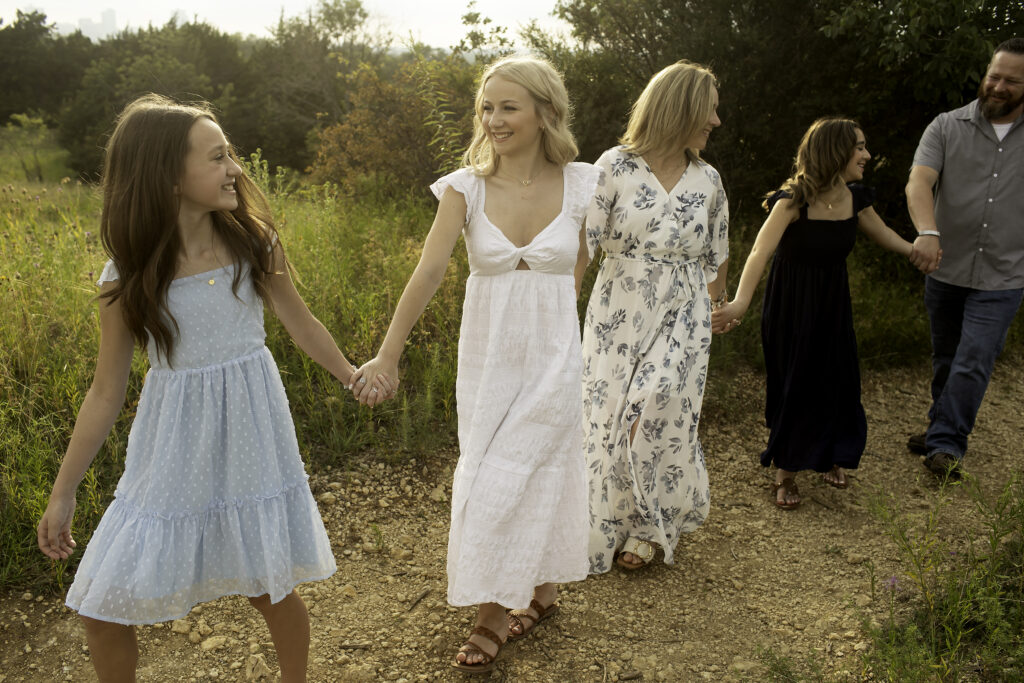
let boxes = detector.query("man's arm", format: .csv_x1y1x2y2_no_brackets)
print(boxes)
906,164,942,272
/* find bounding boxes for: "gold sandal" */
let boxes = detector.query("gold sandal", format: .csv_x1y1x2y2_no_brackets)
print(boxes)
615,537,655,570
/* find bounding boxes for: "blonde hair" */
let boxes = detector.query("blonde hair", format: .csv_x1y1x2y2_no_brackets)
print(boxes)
463,55,578,175
621,60,718,165
766,117,860,210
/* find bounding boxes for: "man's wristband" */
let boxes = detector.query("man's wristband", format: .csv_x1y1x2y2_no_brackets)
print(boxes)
917,230,941,238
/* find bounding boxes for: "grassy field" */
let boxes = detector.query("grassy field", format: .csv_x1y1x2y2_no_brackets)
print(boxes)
3,149,1023,678
4,155,1023,589
0,158,468,589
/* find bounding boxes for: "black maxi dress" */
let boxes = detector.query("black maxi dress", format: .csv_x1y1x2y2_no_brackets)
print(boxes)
759,184,871,472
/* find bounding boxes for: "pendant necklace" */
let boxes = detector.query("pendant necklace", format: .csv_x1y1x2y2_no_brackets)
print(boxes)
502,167,544,186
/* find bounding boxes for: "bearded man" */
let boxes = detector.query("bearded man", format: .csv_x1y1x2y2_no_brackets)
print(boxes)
904,37,1024,479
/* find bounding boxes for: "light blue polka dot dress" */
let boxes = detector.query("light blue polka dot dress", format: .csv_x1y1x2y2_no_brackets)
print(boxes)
65,261,336,625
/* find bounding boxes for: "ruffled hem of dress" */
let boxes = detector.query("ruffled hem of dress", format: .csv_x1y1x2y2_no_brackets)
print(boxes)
114,477,312,521
447,568,589,609
68,569,336,626
65,480,336,624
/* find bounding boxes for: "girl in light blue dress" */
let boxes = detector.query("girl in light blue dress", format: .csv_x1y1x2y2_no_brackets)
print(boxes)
36,94,392,682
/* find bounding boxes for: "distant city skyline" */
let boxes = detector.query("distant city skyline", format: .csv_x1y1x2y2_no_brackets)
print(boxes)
1,1,571,47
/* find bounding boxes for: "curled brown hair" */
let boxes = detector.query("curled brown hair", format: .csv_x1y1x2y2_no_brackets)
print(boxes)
99,94,280,363
766,117,860,209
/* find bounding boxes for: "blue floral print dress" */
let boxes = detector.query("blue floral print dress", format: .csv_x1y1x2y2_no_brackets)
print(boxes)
583,146,729,574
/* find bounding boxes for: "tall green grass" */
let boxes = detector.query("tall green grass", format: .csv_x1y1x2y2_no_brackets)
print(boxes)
753,477,1024,682
0,161,465,589
862,477,1024,681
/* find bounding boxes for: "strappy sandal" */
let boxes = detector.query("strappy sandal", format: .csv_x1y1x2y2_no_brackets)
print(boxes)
507,598,560,641
823,465,848,489
614,536,655,570
452,625,505,674
773,477,801,509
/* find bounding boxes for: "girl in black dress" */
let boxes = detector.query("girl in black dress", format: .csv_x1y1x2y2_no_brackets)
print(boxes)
712,118,924,509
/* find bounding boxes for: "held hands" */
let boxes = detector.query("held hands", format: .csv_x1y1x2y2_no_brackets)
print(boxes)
37,495,77,560
711,300,748,334
349,356,400,407
909,235,942,274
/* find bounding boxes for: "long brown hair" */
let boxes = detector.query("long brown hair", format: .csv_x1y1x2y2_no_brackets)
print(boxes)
99,94,280,362
766,117,860,209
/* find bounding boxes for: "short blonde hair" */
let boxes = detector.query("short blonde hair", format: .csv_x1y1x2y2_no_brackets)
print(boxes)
621,60,718,165
463,55,578,175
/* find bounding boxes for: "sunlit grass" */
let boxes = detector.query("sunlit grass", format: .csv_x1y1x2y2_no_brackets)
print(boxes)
0,166,464,589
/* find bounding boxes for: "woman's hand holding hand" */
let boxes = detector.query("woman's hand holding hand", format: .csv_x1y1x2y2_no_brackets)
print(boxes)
711,300,747,334
350,357,400,407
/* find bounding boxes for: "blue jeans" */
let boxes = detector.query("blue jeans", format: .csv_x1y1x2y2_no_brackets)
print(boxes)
924,277,1023,460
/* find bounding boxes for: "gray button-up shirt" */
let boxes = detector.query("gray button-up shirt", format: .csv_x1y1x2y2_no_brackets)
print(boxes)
912,99,1024,290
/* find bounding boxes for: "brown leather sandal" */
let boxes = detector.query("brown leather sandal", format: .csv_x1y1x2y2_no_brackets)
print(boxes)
507,598,560,641
823,465,848,489
773,477,801,509
452,625,505,674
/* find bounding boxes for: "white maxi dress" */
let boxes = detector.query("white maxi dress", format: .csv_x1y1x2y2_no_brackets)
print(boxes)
431,162,599,608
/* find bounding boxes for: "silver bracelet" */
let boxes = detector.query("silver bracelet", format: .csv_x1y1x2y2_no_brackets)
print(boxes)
917,230,941,238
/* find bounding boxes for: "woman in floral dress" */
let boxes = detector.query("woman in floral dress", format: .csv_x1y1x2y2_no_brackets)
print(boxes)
583,60,731,572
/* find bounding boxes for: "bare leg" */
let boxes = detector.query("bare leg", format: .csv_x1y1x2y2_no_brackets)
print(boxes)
507,583,558,637
249,591,310,683
620,419,643,564
80,615,138,683
455,602,508,667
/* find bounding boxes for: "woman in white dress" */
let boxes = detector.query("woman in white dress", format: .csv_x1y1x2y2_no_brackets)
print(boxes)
583,60,730,573
353,56,599,673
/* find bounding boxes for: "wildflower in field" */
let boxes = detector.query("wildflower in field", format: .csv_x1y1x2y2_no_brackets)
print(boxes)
885,576,899,591
60,177,70,184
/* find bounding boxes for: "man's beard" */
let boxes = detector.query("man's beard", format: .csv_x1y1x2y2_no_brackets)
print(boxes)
978,82,1023,119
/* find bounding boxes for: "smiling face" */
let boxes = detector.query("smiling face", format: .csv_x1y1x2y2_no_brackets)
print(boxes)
480,76,545,159
177,117,241,216
841,128,870,182
979,50,1024,122
683,86,721,151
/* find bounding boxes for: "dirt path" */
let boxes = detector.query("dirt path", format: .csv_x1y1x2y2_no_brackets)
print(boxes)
2,359,1022,682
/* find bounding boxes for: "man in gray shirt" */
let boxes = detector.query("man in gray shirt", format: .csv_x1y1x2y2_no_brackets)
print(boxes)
906,37,1024,479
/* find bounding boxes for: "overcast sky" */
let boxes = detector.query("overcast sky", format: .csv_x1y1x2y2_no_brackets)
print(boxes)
2,1,571,47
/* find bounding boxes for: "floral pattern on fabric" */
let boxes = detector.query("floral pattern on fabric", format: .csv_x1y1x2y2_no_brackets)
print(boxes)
582,146,728,574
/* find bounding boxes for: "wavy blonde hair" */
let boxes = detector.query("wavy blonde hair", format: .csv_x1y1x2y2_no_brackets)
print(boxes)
621,60,718,165
765,117,860,210
100,94,280,364
463,55,578,175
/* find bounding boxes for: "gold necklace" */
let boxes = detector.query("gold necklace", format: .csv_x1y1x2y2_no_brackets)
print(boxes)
500,167,545,186
821,188,845,210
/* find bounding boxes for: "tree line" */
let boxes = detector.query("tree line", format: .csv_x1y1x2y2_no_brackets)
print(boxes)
2,0,1021,229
